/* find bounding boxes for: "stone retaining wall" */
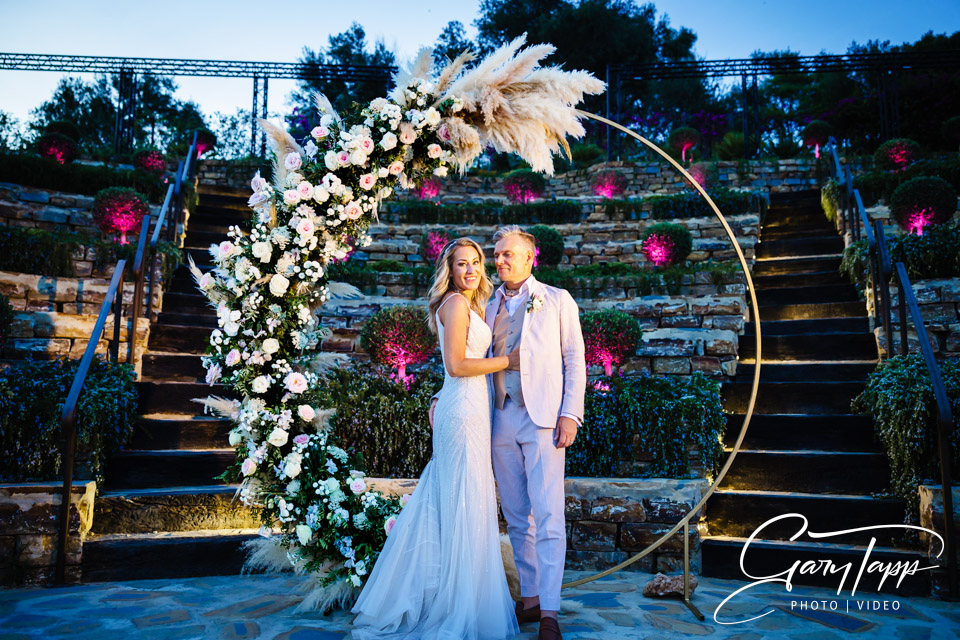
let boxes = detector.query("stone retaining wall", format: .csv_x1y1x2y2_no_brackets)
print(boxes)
867,278,960,360
919,484,960,598
369,477,709,574
199,158,822,198
362,214,759,268
0,481,96,586
321,290,745,378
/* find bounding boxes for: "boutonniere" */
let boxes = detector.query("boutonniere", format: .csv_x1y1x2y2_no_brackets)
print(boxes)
527,292,544,314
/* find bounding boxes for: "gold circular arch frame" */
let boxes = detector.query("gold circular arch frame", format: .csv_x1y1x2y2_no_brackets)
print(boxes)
560,111,763,590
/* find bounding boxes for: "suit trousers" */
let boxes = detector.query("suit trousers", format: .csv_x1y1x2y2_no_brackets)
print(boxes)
492,398,566,612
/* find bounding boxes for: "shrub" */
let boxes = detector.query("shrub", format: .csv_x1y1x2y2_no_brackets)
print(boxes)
0,358,138,484
382,199,583,225
854,156,960,207
44,121,81,143
874,138,921,172
821,179,842,224
943,115,960,150
591,169,627,198
92,187,151,244
581,310,643,376
668,126,701,162
0,294,13,349
315,363,441,478
571,143,603,168
133,149,168,175
642,188,758,220
359,306,437,378
369,259,407,272
714,132,745,160
801,120,832,157
686,162,716,188
567,372,725,478
419,228,453,264
888,176,958,235
840,225,960,290
852,354,960,521
641,222,693,266
193,128,217,157
0,226,80,276
527,224,564,268
503,169,545,203
36,132,77,164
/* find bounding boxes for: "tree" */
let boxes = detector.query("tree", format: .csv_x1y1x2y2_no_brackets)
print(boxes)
29,75,116,149
434,21,474,62
290,22,396,126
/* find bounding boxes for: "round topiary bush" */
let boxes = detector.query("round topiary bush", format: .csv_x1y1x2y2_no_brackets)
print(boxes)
44,121,81,144
591,169,627,198
193,128,217,157
92,187,151,244
888,176,958,236
133,149,168,175
571,143,603,168
503,169,545,203
417,175,442,200
641,222,693,267
942,115,960,151
581,310,643,376
359,306,437,380
874,138,921,171
668,126,701,162
419,228,453,264
37,133,77,164
802,120,832,158
527,224,564,268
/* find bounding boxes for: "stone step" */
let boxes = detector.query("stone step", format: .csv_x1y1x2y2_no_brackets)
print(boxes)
184,220,237,235
733,361,876,383
701,536,929,595
757,301,866,321
103,449,235,490
752,255,842,276
131,414,231,449
723,381,865,414
759,222,834,237
718,450,889,494
738,332,877,361
708,490,907,545
753,271,847,289
157,310,218,327
185,247,214,267
757,235,845,259
724,413,878,451
141,351,205,381
159,291,211,313
743,317,869,335
148,323,210,354
183,228,231,248
756,283,860,306
92,486,256,535
83,529,256,582
137,380,232,415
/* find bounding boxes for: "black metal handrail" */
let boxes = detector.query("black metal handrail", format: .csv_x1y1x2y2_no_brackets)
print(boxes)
53,131,200,585
873,229,958,598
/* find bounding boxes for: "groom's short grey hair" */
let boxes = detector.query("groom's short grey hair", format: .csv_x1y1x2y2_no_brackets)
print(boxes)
493,225,536,253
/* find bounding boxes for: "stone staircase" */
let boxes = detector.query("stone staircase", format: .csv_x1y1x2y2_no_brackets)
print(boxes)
703,190,928,595
83,186,256,581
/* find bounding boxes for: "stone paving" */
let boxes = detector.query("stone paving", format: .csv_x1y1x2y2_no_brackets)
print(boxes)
1,570,958,639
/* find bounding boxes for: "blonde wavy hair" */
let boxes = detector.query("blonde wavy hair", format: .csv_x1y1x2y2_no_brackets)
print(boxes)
427,238,494,333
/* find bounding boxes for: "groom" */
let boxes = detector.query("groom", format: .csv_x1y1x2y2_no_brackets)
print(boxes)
488,225,585,640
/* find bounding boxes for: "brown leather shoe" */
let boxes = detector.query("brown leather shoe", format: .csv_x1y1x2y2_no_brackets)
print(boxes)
538,616,562,640
515,600,541,624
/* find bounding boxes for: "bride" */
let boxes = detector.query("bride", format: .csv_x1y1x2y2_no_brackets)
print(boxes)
350,237,520,639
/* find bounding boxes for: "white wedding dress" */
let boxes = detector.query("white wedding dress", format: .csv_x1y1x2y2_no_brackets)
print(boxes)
350,294,519,640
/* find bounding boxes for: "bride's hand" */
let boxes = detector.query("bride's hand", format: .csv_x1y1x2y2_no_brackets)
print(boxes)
506,348,521,371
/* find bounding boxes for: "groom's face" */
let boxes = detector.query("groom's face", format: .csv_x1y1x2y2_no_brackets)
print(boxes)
494,236,534,286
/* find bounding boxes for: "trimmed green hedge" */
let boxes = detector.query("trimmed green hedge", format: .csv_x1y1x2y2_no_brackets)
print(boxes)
853,156,960,207
602,188,761,221
0,358,138,484
840,224,960,290
382,199,585,224
536,260,739,296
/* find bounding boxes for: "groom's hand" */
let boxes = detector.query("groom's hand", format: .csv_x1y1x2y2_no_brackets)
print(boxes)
554,416,578,448
429,398,438,428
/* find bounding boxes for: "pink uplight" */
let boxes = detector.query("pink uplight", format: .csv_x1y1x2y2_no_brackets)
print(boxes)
418,177,442,200
591,170,627,199
592,380,611,392
422,231,449,262
506,184,539,204
885,142,917,171
905,208,933,235
642,234,676,266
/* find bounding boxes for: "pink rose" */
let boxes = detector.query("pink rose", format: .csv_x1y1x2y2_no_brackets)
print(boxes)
293,434,310,446
283,190,300,206
250,172,269,192
296,217,315,237
358,137,375,153
388,160,404,175
284,372,308,394
336,150,350,166
427,143,442,159
225,349,241,367
296,181,313,200
384,515,398,535
248,190,270,208
199,272,214,290
358,173,377,191
297,405,316,421
241,458,256,476
349,478,367,494
399,129,417,145
343,201,363,220
284,152,302,171
437,124,451,141
311,126,329,139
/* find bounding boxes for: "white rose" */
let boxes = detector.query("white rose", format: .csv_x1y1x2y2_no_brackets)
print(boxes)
349,478,367,494
223,321,239,337
424,108,441,126
228,430,242,447
380,132,398,150
251,375,271,393
377,166,389,178
296,524,313,545
269,274,290,296
434,166,448,177
324,151,339,171
284,152,302,171
251,241,272,264
241,458,257,476
283,189,300,206
199,272,214,289
284,372,308,394
284,452,303,478
298,405,316,421
349,149,367,166
262,338,280,354
320,114,334,127
313,186,330,203
399,129,417,145
267,427,288,447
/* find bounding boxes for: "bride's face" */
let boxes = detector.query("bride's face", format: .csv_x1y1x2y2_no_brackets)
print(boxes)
450,246,483,292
